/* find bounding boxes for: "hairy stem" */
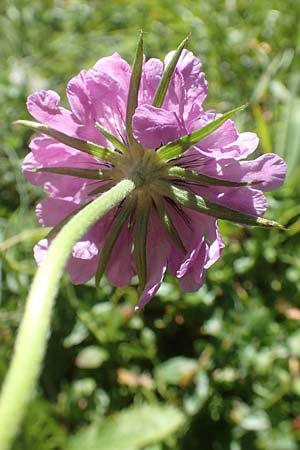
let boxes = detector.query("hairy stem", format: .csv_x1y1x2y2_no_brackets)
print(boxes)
0,178,135,450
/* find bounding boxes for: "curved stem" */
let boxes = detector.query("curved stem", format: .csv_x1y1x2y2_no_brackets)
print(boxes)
0,178,135,450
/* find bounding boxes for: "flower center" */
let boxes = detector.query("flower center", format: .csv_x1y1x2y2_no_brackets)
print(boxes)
112,146,168,195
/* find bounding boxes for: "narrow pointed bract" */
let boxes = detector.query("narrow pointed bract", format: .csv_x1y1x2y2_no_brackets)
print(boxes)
167,166,254,187
15,120,117,163
96,123,128,154
21,34,287,308
156,105,247,162
133,194,151,290
168,185,283,228
126,31,144,147
152,36,189,108
35,167,111,180
95,198,133,286
153,195,186,253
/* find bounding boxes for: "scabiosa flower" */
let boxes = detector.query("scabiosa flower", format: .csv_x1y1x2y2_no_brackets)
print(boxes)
20,35,286,309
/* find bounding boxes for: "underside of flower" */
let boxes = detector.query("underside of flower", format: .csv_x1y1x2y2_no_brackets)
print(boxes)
20,32,287,309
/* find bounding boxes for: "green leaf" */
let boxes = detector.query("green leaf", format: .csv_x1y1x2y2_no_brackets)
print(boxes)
184,372,210,415
133,194,151,290
153,195,186,253
65,403,186,450
126,31,144,146
95,198,133,286
168,185,284,228
16,399,67,450
168,166,255,187
75,346,108,369
156,105,247,162
96,122,128,154
152,36,189,108
15,120,118,163
63,321,89,348
155,357,198,386
35,167,112,180
240,410,270,431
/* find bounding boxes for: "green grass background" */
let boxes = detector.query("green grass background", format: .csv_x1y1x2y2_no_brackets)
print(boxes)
1,1,300,449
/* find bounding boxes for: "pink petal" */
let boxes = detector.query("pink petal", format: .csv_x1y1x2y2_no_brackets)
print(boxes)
189,112,238,151
195,153,287,191
43,174,102,203
234,153,287,191
83,54,131,139
203,217,224,269
67,54,131,144
67,211,116,284
185,113,260,160
23,152,42,185
178,272,202,291
66,70,93,123
164,49,208,120
22,136,89,186
194,185,268,216
135,212,170,310
177,235,206,279
93,53,131,93
163,69,185,117
226,132,259,159
33,200,101,277
66,70,105,144
30,135,79,160
36,198,79,227
27,90,80,137
133,105,186,149
23,135,107,200
33,237,100,285
34,238,48,266
72,241,98,259
167,208,223,291
67,253,99,284
106,221,135,287
85,70,127,140
135,253,167,311
67,240,100,284
139,58,163,104
34,207,115,285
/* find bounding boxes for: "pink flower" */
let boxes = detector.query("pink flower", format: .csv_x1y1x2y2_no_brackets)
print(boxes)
22,36,286,309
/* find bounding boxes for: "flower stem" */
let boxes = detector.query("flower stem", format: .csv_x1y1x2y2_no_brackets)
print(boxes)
0,178,135,450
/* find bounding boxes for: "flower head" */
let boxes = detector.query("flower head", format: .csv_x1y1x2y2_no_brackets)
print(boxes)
21,34,286,309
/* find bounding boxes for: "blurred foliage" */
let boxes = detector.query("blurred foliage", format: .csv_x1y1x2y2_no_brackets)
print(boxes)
1,0,300,449
66,403,185,450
